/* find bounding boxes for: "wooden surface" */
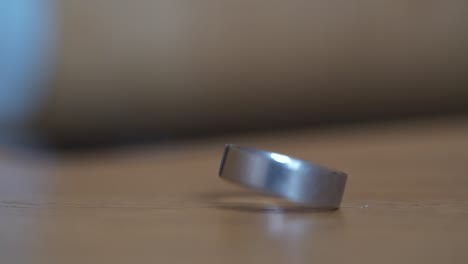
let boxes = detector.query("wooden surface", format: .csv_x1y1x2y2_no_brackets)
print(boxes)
1,117,468,263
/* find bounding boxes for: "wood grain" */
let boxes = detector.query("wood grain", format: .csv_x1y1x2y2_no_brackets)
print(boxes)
1,117,468,263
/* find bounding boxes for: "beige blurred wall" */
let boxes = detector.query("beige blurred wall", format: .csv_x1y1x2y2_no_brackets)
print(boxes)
37,0,468,140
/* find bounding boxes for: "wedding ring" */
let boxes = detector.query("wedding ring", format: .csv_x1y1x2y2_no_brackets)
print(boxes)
219,144,347,208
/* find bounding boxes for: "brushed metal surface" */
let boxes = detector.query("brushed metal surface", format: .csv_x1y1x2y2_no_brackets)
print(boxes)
219,144,347,208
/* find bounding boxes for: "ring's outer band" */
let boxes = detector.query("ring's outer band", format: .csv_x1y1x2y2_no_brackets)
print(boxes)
219,144,347,208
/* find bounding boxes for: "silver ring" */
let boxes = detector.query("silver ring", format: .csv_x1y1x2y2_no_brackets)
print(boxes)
218,144,347,208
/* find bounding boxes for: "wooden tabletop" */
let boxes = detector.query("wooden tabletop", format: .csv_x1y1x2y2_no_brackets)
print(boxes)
1,117,468,264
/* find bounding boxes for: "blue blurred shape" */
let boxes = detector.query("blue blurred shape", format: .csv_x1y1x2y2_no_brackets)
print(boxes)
0,0,55,126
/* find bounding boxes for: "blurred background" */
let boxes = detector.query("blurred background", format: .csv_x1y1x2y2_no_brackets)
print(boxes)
1,0,468,148
1,2,468,262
